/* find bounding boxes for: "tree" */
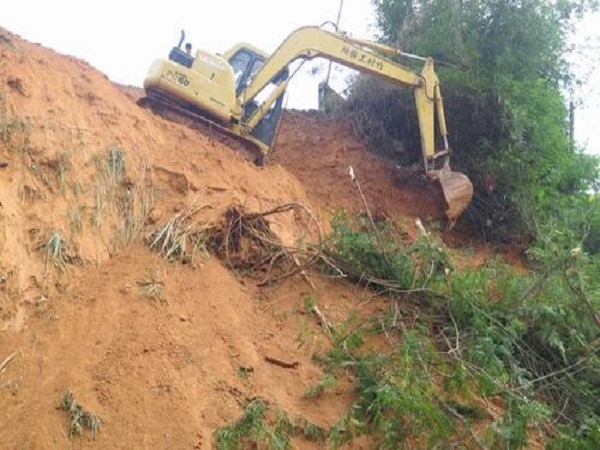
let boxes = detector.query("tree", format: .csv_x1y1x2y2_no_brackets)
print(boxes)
343,0,599,240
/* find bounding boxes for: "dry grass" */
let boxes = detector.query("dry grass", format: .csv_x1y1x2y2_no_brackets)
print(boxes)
91,147,156,251
147,199,211,264
136,276,166,303
0,94,31,154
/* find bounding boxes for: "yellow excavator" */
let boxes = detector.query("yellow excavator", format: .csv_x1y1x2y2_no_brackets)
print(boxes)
139,25,473,224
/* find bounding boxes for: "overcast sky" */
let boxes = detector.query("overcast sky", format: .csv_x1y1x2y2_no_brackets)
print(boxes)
2,1,598,155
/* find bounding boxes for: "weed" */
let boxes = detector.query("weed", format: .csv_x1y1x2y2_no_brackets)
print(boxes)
45,230,70,270
215,400,271,450
236,366,254,378
215,400,327,449
105,146,126,185
0,31,21,56
147,203,210,264
90,148,156,251
68,204,83,237
136,277,166,303
326,211,453,292
58,390,101,439
44,150,72,194
293,418,328,443
0,268,18,302
0,98,31,154
303,295,316,314
302,374,336,399
92,183,105,227
317,314,364,374
294,319,323,359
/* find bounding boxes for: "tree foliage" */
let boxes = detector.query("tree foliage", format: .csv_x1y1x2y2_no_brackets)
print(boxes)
321,212,600,447
325,6,600,442
342,0,599,239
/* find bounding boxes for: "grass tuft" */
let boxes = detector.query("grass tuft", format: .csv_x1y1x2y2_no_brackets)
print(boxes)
136,277,166,303
58,390,101,439
147,202,210,264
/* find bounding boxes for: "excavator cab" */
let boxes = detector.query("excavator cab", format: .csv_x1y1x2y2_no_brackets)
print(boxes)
166,30,194,68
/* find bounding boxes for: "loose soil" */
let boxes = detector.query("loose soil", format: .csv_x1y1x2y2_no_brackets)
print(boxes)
0,27,513,448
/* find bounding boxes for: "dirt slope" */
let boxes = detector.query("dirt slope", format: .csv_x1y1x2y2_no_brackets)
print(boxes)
273,110,447,221
0,27,493,448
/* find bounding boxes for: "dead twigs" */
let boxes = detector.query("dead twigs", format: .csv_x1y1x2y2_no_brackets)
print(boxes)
147,198,212,263
218,202,324,286
312,305,333,338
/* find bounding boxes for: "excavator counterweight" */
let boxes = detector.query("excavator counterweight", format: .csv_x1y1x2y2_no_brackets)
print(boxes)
140,25,473,224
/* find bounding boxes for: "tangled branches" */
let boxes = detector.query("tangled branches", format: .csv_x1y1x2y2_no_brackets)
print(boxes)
215,202,323,286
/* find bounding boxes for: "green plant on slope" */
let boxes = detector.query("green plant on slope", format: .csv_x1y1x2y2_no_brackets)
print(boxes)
317,211,599,448
343,0,600,239
214,400,326,450
58,390,101,439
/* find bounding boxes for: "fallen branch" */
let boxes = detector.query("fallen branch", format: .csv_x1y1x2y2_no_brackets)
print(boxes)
348,165,391,267
292,253,317,291
312,305,333,338
264,355,299,369
442,402,489,450
222,202,325,286
147,197,212,262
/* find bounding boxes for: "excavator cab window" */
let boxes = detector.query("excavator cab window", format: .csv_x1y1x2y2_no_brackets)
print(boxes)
244,67,289,150
227,49,266,94
227,47,289,149
229,50,252,89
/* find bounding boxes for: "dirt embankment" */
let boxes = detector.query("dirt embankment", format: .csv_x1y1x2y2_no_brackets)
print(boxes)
0,27,496,449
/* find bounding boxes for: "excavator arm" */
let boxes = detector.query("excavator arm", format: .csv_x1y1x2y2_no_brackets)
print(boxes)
240,26,473,224
240,26,446,171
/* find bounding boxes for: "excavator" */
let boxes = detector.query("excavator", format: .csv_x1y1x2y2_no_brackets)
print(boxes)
139,25,473,224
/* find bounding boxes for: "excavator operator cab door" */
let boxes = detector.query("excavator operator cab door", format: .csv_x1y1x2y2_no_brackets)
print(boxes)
227,47,289,149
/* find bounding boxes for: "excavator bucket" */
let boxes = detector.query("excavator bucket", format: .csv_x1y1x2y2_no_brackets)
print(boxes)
429,167,474,227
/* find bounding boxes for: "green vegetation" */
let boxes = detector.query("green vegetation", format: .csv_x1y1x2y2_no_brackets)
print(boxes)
301,373,336,399
307,213,599,448
214,400,326,450
216,211,596,447
341,0,599,241
58,390,101,439
318,6,600,442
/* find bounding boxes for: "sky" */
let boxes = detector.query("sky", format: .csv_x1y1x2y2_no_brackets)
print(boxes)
2,0,599,155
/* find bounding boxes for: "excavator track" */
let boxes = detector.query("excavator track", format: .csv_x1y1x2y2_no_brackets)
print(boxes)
137,90,267,165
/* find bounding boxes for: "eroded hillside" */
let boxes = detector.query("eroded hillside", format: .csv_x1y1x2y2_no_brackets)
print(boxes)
0,27,499,449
